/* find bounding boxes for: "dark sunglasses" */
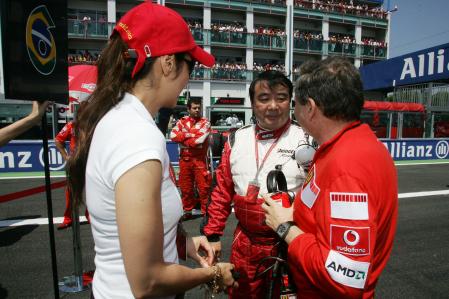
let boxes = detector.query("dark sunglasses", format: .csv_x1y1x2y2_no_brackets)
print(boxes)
183,58,195,75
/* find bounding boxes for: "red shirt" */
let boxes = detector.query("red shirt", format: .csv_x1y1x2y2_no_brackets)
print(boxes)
289,122,398,298
170,116,211,157
55,122,76,152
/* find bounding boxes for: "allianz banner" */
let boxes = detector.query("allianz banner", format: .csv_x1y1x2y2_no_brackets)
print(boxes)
381,139,449,161
360,43,449,90
1,139,449,173
0,140,181,173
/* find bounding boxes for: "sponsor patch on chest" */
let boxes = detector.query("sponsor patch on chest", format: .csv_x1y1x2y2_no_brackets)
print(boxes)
300,165,320,208
330,192,368,220
277,148,295,157
330,225,370,256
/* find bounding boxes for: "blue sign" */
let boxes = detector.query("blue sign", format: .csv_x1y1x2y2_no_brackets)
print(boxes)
2,139,448,173
0,140,181,173
166,141,180,165
381,139,449,160
360,43,449,90
0,140,63,172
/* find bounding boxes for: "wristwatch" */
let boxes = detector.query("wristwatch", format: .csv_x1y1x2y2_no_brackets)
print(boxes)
276,221,295,240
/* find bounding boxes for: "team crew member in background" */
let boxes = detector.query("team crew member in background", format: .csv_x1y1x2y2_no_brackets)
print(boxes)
202,71,310,298
170,97,211,218
262,57,398,298
55,103,90,230
66,3,236,299
0,101,50,147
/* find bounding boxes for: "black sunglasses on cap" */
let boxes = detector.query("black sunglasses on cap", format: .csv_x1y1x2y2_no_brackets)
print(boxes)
183,58,195,75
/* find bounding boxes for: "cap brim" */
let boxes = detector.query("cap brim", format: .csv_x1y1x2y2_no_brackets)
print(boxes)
189,46,215,67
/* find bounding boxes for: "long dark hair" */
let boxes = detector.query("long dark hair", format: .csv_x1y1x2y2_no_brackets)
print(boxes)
67,32,185,206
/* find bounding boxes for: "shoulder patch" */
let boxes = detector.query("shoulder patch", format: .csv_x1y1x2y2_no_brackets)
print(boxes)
330,192,369,220
330,225,370,256
228,131,236,148
301,165,320,208
239,124,252,130
325,250,370,289
228,125,252,148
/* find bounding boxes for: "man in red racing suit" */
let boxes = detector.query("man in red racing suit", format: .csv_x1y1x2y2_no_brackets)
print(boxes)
262,57,398,298
170,97,211,216
55,120,89,229
202,71,309,298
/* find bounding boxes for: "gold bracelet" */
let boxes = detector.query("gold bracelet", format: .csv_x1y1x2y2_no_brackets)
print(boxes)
207,265,223,297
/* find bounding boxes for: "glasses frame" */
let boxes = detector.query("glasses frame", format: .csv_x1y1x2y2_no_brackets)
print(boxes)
184,58,195,75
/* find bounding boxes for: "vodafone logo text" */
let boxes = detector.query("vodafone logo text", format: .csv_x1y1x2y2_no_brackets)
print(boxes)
331,225,370,256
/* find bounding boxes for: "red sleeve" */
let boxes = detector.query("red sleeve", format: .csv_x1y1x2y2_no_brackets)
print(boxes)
202,141,235,237
184,119,211,147
288,175,378,298
55,123,72,143
170,119,188,143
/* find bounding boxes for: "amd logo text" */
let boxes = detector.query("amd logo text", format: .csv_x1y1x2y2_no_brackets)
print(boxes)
326,261,366,280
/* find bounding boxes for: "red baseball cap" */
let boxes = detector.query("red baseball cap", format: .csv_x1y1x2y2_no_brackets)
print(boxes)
113,2,215,78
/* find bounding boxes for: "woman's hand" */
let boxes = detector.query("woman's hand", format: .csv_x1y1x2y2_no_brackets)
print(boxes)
261,193,293,232
216,262,238,290
210,241,222,263
28,101,51,124
187,236,214,267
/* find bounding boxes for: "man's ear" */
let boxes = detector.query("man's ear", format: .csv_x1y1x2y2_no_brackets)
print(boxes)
307,97,318,117
159,54,175,76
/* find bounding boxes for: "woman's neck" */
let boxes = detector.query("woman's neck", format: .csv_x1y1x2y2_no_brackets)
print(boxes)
132,81,161,117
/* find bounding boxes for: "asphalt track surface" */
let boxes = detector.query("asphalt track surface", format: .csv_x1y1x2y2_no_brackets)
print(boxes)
1,163,449,299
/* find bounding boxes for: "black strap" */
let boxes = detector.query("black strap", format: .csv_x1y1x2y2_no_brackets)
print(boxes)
266,167,288,193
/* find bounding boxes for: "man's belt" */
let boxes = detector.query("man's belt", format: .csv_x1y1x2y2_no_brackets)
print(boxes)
180,147,206,157
236,223,279,245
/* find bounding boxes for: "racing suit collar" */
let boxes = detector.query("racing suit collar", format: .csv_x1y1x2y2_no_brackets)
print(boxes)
313,121,361,163
186,115,201,123
255,120,291,140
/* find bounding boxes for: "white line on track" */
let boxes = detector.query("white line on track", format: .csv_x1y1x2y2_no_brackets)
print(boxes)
0,216,88,227
398,190,449,198
1,190,449,228
395,161,449,166
0,160,448,179
0,175,66,180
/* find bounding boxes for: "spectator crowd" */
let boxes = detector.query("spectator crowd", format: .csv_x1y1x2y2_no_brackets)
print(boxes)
295,0,388,19
201,1,388,19
68,50,99,65
68,14,108,38
185,19,384,55
68,17,387,73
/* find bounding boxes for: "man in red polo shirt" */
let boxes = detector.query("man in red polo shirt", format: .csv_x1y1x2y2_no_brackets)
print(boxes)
262,57,398,298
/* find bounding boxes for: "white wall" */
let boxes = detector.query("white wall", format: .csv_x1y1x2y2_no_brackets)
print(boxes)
68,0,106,11
212,11,245,23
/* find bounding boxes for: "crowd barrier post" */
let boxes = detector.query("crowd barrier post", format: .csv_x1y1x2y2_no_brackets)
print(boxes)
41,113,60,299
58,194,86,293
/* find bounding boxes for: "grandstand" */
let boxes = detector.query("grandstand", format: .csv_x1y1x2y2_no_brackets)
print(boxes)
0,0,389,137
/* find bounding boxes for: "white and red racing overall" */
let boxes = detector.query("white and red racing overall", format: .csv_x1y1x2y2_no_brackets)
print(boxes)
289,122,398,298
203,120,308,299
170,115,211,214
55,122,89,224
